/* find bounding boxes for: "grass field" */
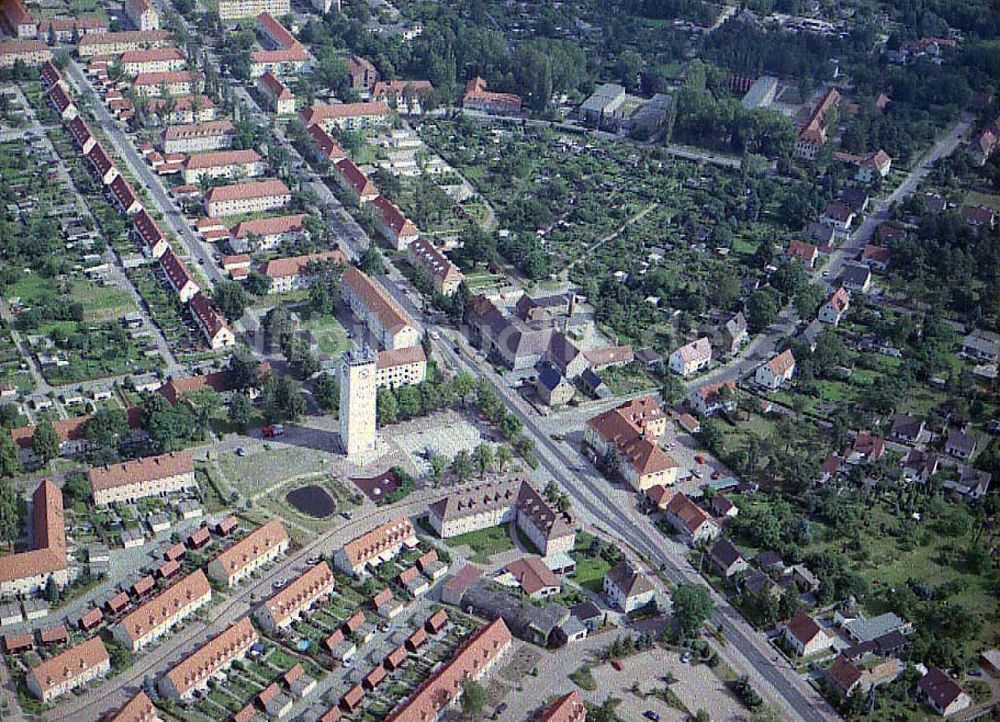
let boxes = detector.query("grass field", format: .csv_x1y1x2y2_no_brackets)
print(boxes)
299,314,351,356
443,525,514,563
70,280,136,322
964,190,1000,211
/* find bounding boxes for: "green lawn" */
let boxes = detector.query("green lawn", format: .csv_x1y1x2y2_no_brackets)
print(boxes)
964,190,1000,211
70,280,136,322
443,525,514,563
299,313,351,356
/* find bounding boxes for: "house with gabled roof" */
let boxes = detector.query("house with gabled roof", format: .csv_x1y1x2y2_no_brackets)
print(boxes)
663,493,720,546
708,538,748,577
783,610,833,657
918,667,971,717
603,561,655,613
669,337,712,377
819,287,850,325
787,240,819,269
756,349,796,390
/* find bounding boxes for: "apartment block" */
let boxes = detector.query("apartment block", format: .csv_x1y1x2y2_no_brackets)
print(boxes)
162,119,235,154
341,267,420,351
207,520,289,587
89,450,195,506
159,617,258,700
113,570,212,651
181,148,264,184
254,562,334,630
204,179,291,217
26,638,110,703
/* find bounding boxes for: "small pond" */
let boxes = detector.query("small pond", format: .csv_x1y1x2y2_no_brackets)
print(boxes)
285,485,335,518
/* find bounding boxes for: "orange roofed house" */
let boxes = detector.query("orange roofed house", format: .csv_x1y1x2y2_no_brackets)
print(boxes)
375,345,427,389
88,450,195,506
207,520,289,587
341,267,421,351
584,396,677,492
26,637,110,703
384,618,512,722
0,480,68,596
535,691,587,722
258,250,346,294
204,178,291,217
181,148,264,184
299,101,390,132
158,617,258,700
112,569,212,651
254,561,335,630
333,517,417,576
662,492,720,546
106,690,161,722
462,76,522,116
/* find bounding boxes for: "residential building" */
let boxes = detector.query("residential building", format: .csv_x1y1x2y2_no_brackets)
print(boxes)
121,47,185,76
67,115,96,154
513,482,575,555
146,94,216,124
534,691,587,722
306,123,345,162
49,83,76,120
258,250,346,294
87,143,118,185
918,667,971,717
584,396,676,491
756,349,796,389
162,120,235,154
76,29,172,57
536,366,575,407
132,70,198,97
341,267,421,350
258,70,294,114
961,330,999,363
461,76,522,115
795,88,840,160
255,562,335,630
383,619,512,722
182,149,264,184
300,101,391,132
819,287,850,325
662,493,720,545
0,480,68,596
125,0,159,30
39,17,104,42
113,570,212,651
230,213,307,250
407,237,463,295
26,637,109,703
204,179,291,217
189,291,235,349
250,44,310,78
458,581,569,646
371,79,433,114
942,465,991,500
787,239,819,269
159,248,200,302
723,311,748,354
669,337,712,376
689,381,737,417
109,175,143,215
346,55,378,91
784,610,832,656
835,149,893,182
579,83,626,128
603,562,655,613
89,450,195,505
159,618,258,700
256,10,295,47
822,202,855,232
890,414,925,444
1,0,35,38
207,520,289,587
840,612,911,645
216,0,289,21
375,345,427,389
371,195,419,249
0,39,49,66
860,244,890,270
849,431,885,464
440,564,483,606
333,517,417,576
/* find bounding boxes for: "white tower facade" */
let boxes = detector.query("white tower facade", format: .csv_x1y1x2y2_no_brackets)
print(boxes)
339,346,377,457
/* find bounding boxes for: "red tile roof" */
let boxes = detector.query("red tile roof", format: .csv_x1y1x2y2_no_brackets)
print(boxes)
535,691,586,722
204,179,290,204
164,617,257,698
211,520,287,579
342,267,415,334
258,250,346,279
372,195,417,239
116,570,211,645
183,148,260,170
230,213,306,239
0,480,66,584
300,101,390,127
188,291,231,339
28,637,109,697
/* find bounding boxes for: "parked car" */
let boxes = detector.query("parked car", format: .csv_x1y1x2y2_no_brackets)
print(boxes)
644,712,660,722
262,424,285,438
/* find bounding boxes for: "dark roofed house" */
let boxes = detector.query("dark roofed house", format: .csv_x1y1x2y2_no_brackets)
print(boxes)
708,539,748,577
890,414,925,444
839,262,872,293
603,562,655,614
460,580,568,646
944,429,978,460
918,667,970,717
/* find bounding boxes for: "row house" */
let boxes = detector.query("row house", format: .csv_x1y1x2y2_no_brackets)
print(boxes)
39,59,62,88
306,123,346,162
49,82,76,121
333,158,378,203
669,336,712,377
333,517,417,576
66,119,97,158
461,76,522,116
372,79,433,115
146,94,216,125
189,291,235,349
0,39,49,66
204,178,291,217
375,345,427,389
121,46,185,76
77,30,172,57
257,250,346,294
133,209,168,258
216,0,288,21
254,562,335,630
26,637,109,703
371,195,419,249
159,248,200,302
408,237,463,296
341,267,421,351
86,142,119,185
109,174,143,215
207,520,289,587
299,101,391,132
0,481,68,596
258,70,295,114
162,119,235,154
38,17,106,42
159,617,258,699
88,450,195,505
106,691,160,722
181,148,264,184
229,213,307,250
383,619,512,722
112,570,212,651
125,0,159,31
132,69,198,97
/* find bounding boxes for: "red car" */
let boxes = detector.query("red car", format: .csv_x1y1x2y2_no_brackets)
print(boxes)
695,455,705,464
262,424,285,438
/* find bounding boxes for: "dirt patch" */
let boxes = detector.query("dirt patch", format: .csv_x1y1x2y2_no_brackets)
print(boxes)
351,469,400,501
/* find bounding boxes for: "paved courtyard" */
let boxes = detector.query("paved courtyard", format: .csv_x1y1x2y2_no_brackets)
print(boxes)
391,409,498,474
